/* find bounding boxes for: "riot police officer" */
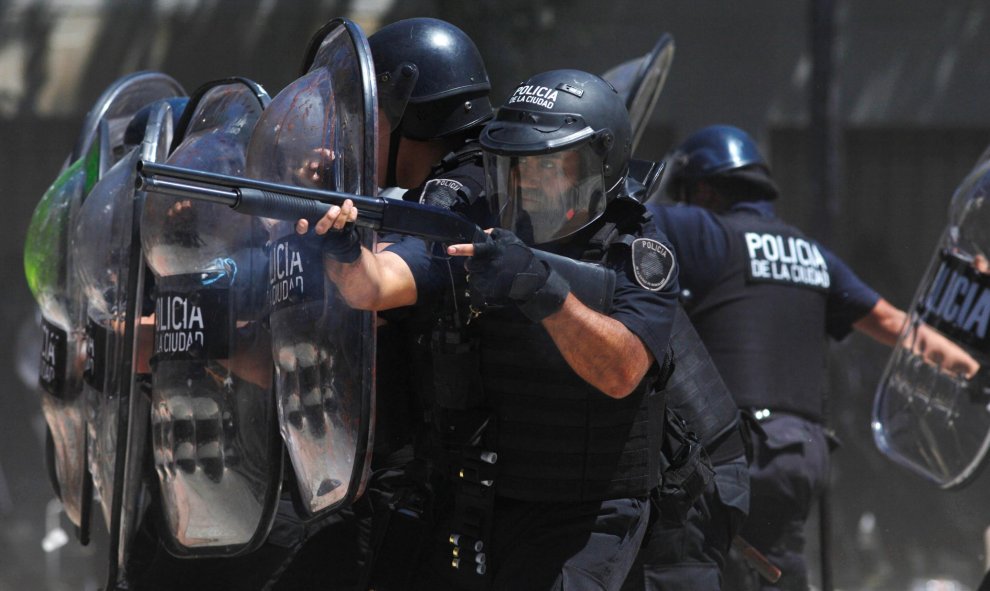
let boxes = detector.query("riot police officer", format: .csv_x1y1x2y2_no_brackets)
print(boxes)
286,17,496,590
365,15,494,463
309,69,679,590
649,124,978,590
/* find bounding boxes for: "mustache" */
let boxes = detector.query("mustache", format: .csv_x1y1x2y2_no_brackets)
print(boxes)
514,187,552,203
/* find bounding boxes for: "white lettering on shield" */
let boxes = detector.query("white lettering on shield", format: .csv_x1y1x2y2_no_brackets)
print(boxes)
155,296,205,353
270,240,306,306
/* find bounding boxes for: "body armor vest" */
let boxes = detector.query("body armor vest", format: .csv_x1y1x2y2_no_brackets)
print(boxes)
477,198,666,502
665,305,741,456
688,209,831,422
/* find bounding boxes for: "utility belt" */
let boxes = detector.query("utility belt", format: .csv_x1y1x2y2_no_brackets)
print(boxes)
748,407,815,423
417,409,498,590
362,411,497,591
446,438,497,588
747,405,823,425
744,407,841,452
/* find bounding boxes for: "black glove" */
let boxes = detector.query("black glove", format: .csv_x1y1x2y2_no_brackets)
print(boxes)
466,228,570,322
321,222,362,264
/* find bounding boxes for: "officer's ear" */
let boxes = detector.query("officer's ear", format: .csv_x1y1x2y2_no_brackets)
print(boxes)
687,180,732,213
685,180,717,210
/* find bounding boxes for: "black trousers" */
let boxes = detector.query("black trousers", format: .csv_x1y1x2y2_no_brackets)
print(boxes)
727,415,828,591
623,454,750,591
487,496,650,591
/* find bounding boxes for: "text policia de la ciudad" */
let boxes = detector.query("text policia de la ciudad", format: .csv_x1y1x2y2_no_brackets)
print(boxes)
744,232,831,289
920,252,990,345
154,237,318,357
508,85,559,109
39,320,66,393
154,277,230,358
156,295,206,354
270,237,306,308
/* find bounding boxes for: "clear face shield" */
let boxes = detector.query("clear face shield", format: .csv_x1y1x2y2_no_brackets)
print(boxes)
485,143,606,246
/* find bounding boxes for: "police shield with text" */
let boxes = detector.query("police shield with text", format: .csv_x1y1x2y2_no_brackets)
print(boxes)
140,78,280,557
24,72,185,542
245,18,378,518
125,26,382,581
25,132,102,537
71,91,185,588
302,17,500,590
873,147,990,489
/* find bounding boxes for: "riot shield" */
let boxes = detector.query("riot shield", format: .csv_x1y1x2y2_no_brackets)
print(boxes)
73,71,186,163
23,72,185,540
245,18,377,517
140,78,282,556
73,98,181,585
24,140,101,533
873,151,990,489
601,33,675,154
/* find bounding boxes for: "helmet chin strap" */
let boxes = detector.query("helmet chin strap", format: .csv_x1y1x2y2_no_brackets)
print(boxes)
386,127,402,188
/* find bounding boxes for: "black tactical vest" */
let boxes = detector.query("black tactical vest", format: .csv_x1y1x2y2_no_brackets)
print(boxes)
687,209,831,422
477,199,666,502
665,305,741,457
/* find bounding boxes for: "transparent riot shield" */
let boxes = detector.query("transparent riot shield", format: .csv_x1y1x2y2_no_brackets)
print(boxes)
601,33,675,154
873,150,990,489
23,72,184,542
24,140,100,533
74,71,186,164
73,99,179,584
140,78,282,556
245,18,377,517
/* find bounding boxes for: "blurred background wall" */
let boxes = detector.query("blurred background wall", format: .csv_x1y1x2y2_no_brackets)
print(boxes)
3,0,990,589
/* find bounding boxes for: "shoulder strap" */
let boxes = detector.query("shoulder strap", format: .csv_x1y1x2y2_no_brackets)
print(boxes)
581,196,650,262
433,140,483,176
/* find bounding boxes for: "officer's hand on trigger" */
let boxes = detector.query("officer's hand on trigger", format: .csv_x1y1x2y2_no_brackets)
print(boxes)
448,228,570,322
295,198,362,264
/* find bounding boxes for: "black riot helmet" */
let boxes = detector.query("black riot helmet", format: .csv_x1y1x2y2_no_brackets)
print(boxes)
368,17,493,141
665,124,779,202
481,69,632,247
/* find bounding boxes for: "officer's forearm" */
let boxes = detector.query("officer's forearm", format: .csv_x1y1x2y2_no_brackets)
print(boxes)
324,248,417,311
855,298,979,378
542,293,654,398
853,298,906,346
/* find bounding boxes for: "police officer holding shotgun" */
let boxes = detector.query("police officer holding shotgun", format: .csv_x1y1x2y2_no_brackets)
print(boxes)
303,68,679,590
282,17,498,590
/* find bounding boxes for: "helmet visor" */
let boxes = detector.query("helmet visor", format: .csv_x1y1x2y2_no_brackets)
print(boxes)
485,144,606,246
